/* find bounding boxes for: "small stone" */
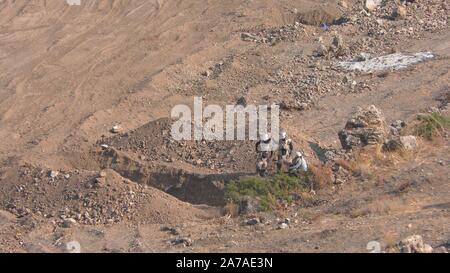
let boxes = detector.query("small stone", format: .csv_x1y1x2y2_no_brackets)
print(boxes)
49,170,59,178
101,144,109,150
64,174,71,179
338,0,348,9
246,218,260,226
62,218,77,228
236,96,247,107
172,238,193,247
393,5,407,20
111,125,121,134
278,223,289,230
365,0,382,11
314,43,328,57
241,32,258,42
202,70,212,77
99,171,107,178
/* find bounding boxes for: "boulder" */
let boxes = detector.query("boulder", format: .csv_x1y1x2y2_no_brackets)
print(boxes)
399,235,433,253
384,135,418,151
399,135,418,150
339,105,388,150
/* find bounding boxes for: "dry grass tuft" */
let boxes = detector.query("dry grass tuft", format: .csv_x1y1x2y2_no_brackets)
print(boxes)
309,162,333,190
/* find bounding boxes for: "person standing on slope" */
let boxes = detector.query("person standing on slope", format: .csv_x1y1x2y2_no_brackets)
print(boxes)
255,133,275,177
276,129,294,173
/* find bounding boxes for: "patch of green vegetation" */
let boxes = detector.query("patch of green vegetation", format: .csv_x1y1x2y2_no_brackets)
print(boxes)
414,112,450,140
225,173,311,211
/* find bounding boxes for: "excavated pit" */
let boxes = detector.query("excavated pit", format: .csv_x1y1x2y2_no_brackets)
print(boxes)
95,147,243,207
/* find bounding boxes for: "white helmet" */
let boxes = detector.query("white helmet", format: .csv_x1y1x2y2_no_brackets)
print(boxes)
261,133,270,142
280,130,287,139
296,152,303,158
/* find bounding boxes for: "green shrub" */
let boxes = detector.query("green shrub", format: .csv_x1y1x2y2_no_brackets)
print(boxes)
225,173,311,211
414,112,450,140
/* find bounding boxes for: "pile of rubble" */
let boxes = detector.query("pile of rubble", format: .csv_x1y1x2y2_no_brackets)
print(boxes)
241,23,307,45
0,166,199,227
337,105,419,152
338,105,389,150
102,118,255,173
396,235,434,253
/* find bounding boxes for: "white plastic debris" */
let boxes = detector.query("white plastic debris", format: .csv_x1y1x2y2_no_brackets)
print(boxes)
337,52,434,73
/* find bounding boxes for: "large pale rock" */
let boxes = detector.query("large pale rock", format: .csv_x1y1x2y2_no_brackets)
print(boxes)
399,235,433,253
384,135,418,151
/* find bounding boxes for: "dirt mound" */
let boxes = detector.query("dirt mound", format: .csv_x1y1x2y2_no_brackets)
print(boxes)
96,118,261,206
0,166,211,226
296,7,341,26
101,118,257,174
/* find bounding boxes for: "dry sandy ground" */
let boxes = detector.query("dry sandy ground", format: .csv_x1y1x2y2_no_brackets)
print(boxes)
0,0,449,252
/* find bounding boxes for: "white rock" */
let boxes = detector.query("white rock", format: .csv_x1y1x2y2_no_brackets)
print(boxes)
365,0,382,11
49,170,59,178
400,235,433,253
111,125,121,134
338,52,434,73
400,135,418,151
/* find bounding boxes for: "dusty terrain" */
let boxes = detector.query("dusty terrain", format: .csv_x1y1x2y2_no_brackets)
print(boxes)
0,0,449,252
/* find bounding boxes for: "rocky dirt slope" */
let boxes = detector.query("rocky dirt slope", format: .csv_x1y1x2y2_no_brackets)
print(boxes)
0,0,449,252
